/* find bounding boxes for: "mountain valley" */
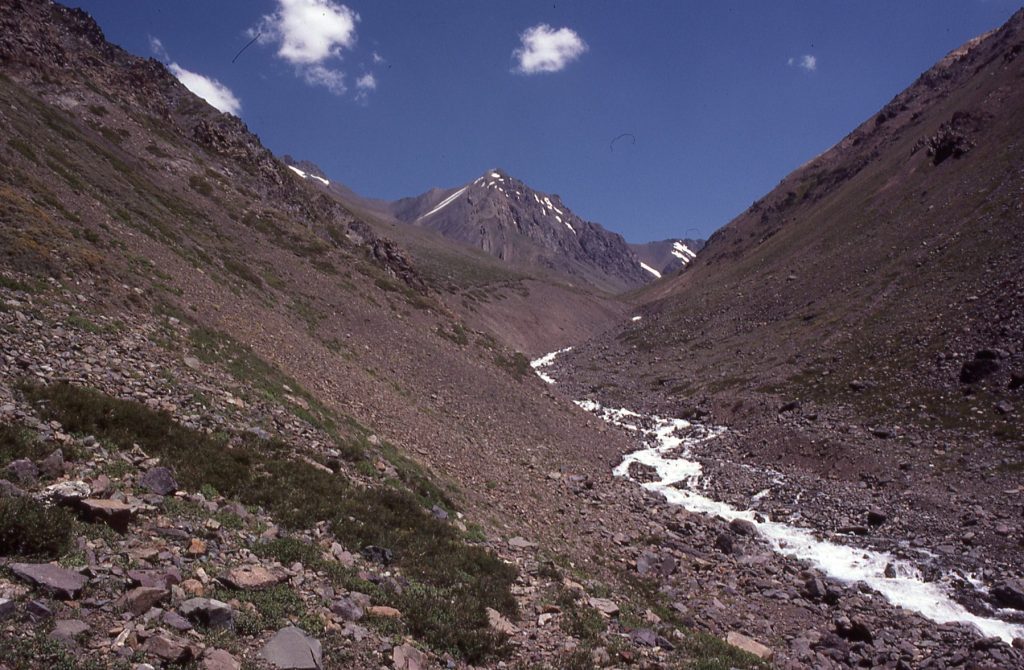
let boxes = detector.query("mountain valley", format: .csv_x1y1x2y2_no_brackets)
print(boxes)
0,2,1023,670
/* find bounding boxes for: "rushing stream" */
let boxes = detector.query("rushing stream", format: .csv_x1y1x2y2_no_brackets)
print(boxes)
532,350,1024,644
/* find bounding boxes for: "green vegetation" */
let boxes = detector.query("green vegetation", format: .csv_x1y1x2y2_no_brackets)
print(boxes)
188,174,214,197
214,583,317,636
0,497,75,559
681,630,769,670
21,382,515,662
0,631,110,670
436,322,470,346
186,327,337,436
494,352,532,379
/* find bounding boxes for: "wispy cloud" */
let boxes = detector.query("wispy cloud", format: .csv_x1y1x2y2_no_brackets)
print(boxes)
513,24,588,75
355,72,376,102
788,54,817,72
253,0,378,99
150,36,241,115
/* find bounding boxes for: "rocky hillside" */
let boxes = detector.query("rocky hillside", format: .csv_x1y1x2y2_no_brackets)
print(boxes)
390,169,651,294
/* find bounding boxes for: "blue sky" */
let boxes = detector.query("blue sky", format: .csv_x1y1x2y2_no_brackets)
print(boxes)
72,1,1020,242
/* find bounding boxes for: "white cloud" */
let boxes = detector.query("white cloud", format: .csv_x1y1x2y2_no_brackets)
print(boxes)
354,73,376,102
148,36,168,61
254,0,372,96
372,51,384,64
788,54,817,72
356,73,376,91
302,65,347,94
169,63,242,115
513,24,588,74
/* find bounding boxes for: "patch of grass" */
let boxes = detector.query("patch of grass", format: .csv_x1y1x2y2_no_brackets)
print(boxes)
555,589,605,644
21,382,514,663
494,352,531,379
681,630,768,670
188,174,214,197
436,323,469,346
0,497,75,559
215,583,311,636
64,314,122,335
187,327,337,436
222,257,264,290
0,631,110,670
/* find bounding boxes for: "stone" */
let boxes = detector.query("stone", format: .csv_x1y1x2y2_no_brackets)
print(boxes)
162,610,193,632
187,538,207,556
486,607,518,635
39,449,65,478
430,505,448,521
6,458,39,485
0,478,26,497
183,356,202,370
960,358,1000,384
78,498,134,533
366,605,402,618
179,597,234,629
41,480,90,504
866,508,888,526
715,532,734,554
588,597,619,617
508,536,536,549
805,577,827,600
631,628,658,647
329,596,363,621
26,599,53,620
726,632,773,660
140,467,178,496
393,642,427,670
119,586,169,616
992,581,1024,610
10,562,88,599
221,565,285,590
636,551,677,578
259,626,323,669
360,545,392,565
49,619,89,647
0,597,16,621
145,633,193,664
202,649,241,670
128,568,182,589
729,518,758,536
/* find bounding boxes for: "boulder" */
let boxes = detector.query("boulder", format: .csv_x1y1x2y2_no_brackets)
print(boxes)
77,498,134,533
119,586,169,616
360,545,393,565
221,565,285,591
179,597,234,629
486,607,518,635
6,458,38,485
726,632,773,660
393,643,427,670
729,518,758,536
10,562,88,599
960,358,1000,384
202,649,241,670
993,581,1024,610
145,633,193,664
0,598,16,621
140,467,178,496
259,626,323,669
329,596,363,621
49,619,89,647
128,568,182,589
39,449,65,478
588,597,619,617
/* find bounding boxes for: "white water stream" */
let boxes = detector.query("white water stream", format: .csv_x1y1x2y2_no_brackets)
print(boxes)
532,352,1024,644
